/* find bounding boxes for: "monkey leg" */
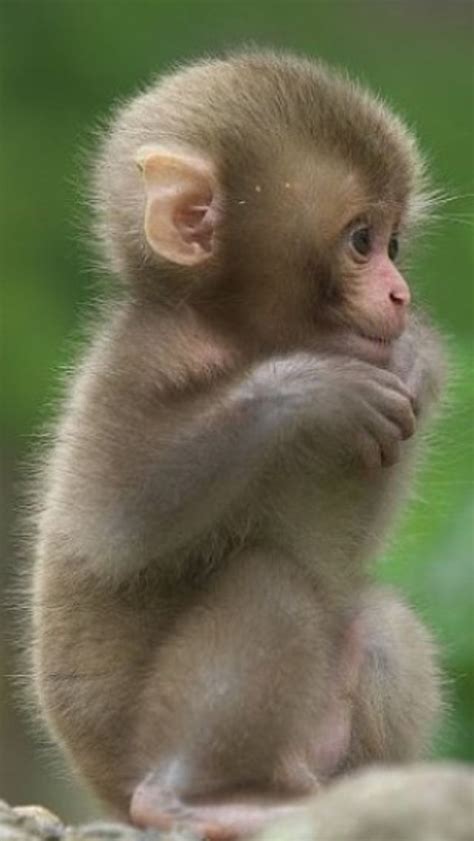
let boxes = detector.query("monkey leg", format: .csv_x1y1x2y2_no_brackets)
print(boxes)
128,560,437,840
346,586,441,767
128,549,358,838
130,579,441,841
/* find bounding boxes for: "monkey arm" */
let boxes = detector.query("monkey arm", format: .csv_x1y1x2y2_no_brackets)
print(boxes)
39,348,416,582
39,373,279,581
39,359,295,581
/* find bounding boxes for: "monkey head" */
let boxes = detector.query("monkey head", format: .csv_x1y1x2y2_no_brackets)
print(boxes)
95,52,430,363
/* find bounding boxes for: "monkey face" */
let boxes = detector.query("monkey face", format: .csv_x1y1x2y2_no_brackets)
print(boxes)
307,206,412,367
207,155,414,365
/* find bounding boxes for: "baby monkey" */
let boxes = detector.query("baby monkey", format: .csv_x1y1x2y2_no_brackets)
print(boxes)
32,52,446,840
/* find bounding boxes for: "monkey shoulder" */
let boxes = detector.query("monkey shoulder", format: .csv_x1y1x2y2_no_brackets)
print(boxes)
62,305,239,426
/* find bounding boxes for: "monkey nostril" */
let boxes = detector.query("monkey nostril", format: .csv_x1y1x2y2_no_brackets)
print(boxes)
390,290,407,307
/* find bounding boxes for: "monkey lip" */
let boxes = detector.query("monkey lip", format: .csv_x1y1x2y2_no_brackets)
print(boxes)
349,330,394,364
356,331,393,346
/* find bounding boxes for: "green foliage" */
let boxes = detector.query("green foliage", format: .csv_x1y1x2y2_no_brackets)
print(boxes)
1,0,473,783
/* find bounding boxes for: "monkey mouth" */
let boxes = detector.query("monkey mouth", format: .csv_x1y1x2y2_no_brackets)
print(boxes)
356,331,393,346
317,326,395,365
348,329,394,364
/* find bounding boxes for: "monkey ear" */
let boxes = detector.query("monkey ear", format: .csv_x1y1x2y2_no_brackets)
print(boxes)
136,146,218,267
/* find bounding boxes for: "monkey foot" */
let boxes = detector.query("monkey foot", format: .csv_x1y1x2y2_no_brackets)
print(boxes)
130,782,314,840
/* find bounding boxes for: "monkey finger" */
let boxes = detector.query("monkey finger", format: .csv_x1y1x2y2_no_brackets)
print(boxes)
371,368,414,400
380,438,401,468
383,373,418,417
382,392,416,440
360,410,405,466
353,431,384,471
410,392,421,417
363,388,416,441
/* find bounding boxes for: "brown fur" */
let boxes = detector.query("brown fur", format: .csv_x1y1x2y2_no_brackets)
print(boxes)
30,51,445,838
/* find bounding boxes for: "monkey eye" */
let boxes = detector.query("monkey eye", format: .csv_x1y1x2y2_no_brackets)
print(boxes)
349,227,371,258
388,233,399,261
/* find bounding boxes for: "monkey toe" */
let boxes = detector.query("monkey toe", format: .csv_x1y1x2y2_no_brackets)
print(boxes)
130,782,314,840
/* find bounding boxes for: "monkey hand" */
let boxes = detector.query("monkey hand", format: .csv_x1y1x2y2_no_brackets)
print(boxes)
335,361,417,469
252,355,417,469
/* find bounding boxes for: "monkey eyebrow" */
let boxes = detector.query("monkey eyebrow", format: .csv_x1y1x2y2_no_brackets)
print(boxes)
343,214,370,234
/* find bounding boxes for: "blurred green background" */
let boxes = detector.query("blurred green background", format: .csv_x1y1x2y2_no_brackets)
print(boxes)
1,0,473,823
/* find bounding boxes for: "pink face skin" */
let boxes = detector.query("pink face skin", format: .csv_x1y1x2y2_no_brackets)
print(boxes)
323,224,411,367
358,238,410,330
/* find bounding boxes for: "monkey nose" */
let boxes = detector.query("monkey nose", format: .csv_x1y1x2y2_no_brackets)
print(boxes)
389,287,410,307
388,263,411,309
